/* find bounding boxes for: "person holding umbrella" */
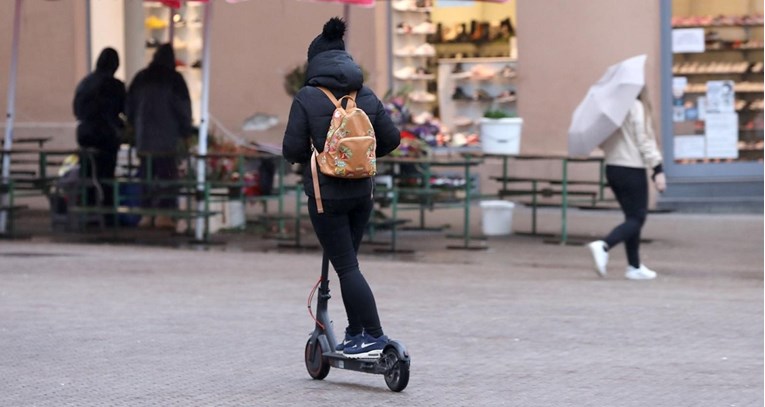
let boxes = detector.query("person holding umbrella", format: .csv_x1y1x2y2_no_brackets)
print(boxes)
586,87,666,280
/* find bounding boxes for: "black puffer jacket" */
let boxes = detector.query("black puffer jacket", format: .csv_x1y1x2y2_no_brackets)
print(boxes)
282,50,400,199
72,48,125,152
126,44,192,154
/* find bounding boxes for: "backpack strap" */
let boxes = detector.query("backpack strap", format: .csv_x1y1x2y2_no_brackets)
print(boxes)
317,86,357,110
310,150,324,214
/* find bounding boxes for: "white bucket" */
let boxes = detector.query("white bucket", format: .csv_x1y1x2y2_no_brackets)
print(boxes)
480,117,523,155
480,200,515,236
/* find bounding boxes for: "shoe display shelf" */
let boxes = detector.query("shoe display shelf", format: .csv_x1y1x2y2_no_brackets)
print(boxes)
429,17,515,59
391,0,438,120
144,2,204,123
671,12,764,162
436,57,518,150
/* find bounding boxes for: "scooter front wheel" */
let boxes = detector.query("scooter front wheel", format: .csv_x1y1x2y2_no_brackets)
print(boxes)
305,338,330,380
382,347,409,392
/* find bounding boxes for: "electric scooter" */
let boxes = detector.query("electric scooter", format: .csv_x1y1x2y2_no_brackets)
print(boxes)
304,254,410,392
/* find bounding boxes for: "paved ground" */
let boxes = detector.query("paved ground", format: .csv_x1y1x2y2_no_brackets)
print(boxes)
0,207,762,406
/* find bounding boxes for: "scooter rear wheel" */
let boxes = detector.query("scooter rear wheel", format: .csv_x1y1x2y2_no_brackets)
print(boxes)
382,347,409,392
305,339,330,380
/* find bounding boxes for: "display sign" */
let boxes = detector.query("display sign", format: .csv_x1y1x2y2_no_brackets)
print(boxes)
672,28,705,53
672,76,687,122
674,135,706,159
705,113,739,159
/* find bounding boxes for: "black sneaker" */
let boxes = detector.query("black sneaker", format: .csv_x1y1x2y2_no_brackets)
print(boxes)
452,86,470,101
335,331,363,352
343,333,389,359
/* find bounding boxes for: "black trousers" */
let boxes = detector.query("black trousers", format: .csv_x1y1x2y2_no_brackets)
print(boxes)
139,156,179,210
307,195,383,338
604,165,648,268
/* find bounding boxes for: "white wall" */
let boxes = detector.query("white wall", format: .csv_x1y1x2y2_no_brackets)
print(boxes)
89,0,126,81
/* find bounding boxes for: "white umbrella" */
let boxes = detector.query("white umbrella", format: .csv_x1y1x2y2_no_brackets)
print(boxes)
568,54,647,157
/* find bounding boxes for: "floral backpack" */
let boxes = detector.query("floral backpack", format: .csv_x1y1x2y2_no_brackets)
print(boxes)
311,86,377,213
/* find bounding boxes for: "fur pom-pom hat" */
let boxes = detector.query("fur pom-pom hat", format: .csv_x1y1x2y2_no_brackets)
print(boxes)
307,17,347,61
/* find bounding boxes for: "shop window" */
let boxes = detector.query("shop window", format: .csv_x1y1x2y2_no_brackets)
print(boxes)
670,0,763,164
390,0,517,151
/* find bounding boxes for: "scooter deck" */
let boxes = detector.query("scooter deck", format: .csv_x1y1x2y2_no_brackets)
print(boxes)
323,351,388,374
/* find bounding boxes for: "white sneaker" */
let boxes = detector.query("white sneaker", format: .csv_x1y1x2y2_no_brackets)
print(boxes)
587,240,608,277
625,264,657,280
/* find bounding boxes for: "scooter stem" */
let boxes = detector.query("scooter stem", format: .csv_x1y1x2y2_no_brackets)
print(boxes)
316,253,337,349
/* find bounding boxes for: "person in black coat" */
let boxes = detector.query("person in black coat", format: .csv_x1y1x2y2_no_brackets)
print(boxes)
283,17,401,358
126,44,192,228
72,47,126,216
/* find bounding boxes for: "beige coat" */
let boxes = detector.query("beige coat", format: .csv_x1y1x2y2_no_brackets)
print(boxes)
600,99,663,170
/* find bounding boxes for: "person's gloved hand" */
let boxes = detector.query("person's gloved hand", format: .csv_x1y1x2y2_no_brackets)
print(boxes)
654,172,666,192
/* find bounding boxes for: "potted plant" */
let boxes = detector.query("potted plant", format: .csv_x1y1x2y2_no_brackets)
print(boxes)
479,109,523,155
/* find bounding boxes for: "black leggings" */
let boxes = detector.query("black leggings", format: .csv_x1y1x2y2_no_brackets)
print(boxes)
604,165,648,268
307,195,383,338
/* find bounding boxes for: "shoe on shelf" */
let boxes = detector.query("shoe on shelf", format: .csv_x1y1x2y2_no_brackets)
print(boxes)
138,216,154,229
494,90,517,104
473,89,493,102
154,216,176,230
452,86,470,101
393,66,415,80
413,43,436,56
412,66,434,80
394,45,416,57
412,21,436,34
395,22,412,34
625,264,657,280
587,240,608,277
343,333,389,358
408,91,436,103
392,0,413,11
335,331,363,352
500,64,517,78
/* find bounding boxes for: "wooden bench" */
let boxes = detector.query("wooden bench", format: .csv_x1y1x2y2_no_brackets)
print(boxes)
481,154,608,243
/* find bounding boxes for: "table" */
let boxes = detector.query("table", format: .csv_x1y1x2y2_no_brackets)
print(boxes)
377,156,487,250
481,154,606,244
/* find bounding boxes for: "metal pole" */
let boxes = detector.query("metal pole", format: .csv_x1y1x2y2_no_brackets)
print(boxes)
343,4,350,49
195,1,213,241
1,0,23,234
560,158,568,244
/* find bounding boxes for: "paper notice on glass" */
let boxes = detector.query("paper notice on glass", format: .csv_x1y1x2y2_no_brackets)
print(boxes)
705,113,739,159
672,76,688,97
697,97,706,121
706,80,735,113
672,28,705,53
674,135,706,159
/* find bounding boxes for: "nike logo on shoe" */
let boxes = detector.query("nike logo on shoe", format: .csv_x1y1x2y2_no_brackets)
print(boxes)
359,342,379,349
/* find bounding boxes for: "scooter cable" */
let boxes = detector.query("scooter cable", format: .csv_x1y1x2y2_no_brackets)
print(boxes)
307,276,325,330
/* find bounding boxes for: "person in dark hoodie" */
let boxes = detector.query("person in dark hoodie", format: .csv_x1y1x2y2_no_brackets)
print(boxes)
283,18,401,359
126,44,192,229
72,47,126,221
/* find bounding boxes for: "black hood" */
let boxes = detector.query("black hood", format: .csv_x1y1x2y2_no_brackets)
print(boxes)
95,47,119,75
151,44,176,70
304,50,363,92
